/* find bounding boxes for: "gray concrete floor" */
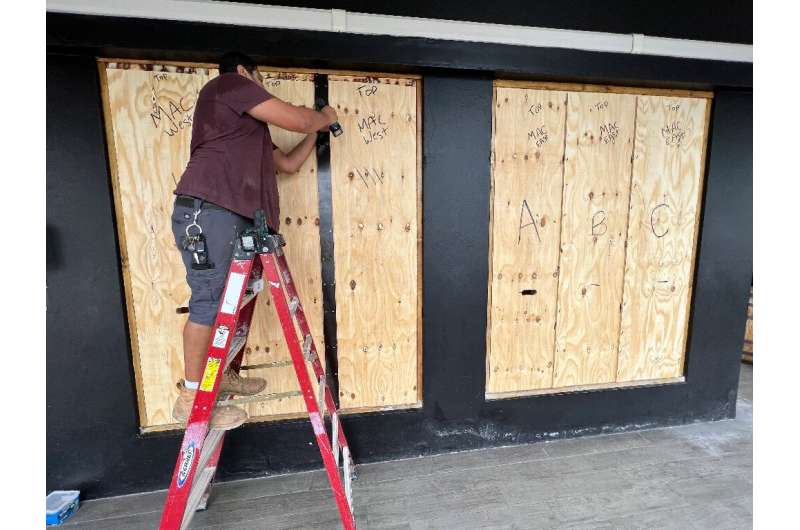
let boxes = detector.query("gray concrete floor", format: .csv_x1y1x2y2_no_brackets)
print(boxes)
64,364,753,529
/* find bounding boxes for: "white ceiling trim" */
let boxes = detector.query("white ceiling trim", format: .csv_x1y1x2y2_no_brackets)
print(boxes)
47,0,753,63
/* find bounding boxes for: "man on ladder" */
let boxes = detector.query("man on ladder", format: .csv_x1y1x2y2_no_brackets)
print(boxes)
170,51,338,430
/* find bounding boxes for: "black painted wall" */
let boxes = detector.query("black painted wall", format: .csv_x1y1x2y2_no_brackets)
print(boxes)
46,13,752,499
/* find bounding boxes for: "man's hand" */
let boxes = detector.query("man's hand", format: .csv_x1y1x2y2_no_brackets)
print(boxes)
318,105,339,131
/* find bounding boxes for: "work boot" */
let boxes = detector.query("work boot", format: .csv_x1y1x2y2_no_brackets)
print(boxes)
172,381,247,431
219,369,267,396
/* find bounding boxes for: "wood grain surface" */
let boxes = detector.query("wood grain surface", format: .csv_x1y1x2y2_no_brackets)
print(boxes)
486,86,568,393
328,75,421,410
102,64,217,427
552,91,637,388
616,96,709,382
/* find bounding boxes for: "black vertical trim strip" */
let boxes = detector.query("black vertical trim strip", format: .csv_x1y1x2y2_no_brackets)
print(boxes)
315,74,340,408
422,75,493,421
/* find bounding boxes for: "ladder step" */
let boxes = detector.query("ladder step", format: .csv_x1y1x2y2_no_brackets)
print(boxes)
332,412,340,467
239,360,294,370
289,296,300,315
225,332,248,368
238,291,257,310
302,334,316,362
317,375,327,415
238,278,264,310
343,446,354,512
220,391,302,407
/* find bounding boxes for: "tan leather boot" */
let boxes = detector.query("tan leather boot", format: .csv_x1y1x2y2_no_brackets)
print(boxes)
219,369,267,396
172,381,247,431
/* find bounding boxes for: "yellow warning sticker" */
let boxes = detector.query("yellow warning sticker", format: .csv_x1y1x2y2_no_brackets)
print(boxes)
199,358,221,392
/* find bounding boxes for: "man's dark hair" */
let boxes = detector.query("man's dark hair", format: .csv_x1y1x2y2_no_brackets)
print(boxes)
219,51,257,74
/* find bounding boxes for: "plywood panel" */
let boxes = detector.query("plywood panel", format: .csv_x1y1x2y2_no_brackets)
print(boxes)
101,63,324,428
552,92,637,388
101,64,218,427
328,75,421,410
486,87,568,394
616,96,709,382
244,71,325,419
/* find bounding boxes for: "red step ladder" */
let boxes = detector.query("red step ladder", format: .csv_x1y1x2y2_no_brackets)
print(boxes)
159,210,356,530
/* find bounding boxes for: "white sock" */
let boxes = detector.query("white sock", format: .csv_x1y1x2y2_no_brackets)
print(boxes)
184,380,199,390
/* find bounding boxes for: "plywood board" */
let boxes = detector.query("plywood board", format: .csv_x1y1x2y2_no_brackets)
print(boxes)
552,91,637,388
244,71,325,419
616,96,709,382
486,87,568,393
101,64,218,427
101,63,324,428
328,75,421,410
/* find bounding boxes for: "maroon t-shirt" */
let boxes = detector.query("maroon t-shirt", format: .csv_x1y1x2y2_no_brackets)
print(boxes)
175,73,280,229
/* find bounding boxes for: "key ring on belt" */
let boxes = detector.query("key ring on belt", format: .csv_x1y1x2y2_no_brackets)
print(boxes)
185,208,203,237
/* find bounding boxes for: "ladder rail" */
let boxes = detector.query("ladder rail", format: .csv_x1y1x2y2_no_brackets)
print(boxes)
261,253,356,530
274,252,355,515
273,253,353,456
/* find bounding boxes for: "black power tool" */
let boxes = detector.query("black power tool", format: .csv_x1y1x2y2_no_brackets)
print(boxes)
316,97,343,137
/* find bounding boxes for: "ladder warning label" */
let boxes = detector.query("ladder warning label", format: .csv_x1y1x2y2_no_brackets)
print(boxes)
200,358,221,392
220,272,247,314
212,326,230,348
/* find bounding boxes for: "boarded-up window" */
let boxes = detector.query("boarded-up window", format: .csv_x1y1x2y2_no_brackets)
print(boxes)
99,61,421,430
487,81,710,398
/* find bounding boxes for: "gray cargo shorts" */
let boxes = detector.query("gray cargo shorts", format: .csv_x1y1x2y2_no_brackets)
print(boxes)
171,196,252,326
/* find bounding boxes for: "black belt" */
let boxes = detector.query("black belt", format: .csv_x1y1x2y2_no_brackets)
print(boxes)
175,195,227,211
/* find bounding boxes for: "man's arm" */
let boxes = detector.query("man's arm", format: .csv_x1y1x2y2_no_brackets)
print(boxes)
247,97,337,134
273,134,317,174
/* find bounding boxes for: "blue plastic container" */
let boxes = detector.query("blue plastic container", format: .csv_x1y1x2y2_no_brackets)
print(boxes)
46,490,80,526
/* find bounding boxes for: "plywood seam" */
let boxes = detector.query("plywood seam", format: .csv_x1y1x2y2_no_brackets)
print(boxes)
493,80,713,99
679,99,713,380
614,96,640,381
549,91,571,388
96,61,149,425
552,91,570,387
